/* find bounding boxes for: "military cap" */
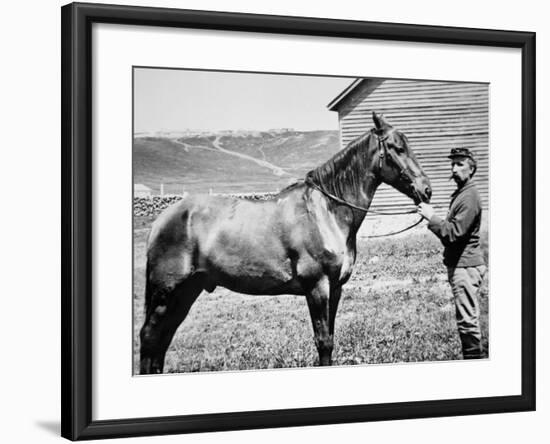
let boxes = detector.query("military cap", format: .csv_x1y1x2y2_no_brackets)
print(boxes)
448,147,475,160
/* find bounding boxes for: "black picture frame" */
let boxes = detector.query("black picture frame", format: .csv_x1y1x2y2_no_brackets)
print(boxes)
61,2,536,440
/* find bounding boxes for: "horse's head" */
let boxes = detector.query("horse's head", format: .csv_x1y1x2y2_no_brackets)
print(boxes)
370,112,432,204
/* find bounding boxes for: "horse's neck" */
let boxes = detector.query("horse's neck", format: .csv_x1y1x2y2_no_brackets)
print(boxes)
351,174,379,209
323,139,380,212
306,133,382,234
343,175,380,233
320,174,380,237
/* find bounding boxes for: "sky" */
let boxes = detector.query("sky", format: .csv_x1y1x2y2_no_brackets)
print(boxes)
134,68,353,133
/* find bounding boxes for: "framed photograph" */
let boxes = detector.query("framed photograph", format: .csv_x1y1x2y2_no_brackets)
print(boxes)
61,2,535,440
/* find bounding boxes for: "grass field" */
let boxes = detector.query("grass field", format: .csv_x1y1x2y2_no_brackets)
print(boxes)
133,216,489,374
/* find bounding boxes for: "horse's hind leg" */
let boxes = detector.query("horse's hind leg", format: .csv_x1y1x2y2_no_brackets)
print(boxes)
139,273,203,374
305,277,333,366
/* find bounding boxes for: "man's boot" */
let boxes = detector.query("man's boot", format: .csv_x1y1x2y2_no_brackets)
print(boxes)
460,334,483,359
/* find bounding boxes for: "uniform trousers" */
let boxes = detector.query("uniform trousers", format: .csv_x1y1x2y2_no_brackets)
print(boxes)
447,265,487,359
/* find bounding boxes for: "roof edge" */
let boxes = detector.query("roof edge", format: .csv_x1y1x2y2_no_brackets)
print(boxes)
326,78,366,111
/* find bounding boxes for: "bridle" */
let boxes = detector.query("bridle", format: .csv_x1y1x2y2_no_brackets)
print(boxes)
376,131,423,205
305,130,426,237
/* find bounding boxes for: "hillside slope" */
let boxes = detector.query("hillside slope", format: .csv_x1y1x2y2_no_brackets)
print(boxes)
133,130,340,194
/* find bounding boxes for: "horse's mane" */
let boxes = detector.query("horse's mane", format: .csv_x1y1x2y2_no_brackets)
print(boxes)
304,130,375,198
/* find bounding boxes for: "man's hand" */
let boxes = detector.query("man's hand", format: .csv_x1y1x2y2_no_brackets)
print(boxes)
417,202,435,220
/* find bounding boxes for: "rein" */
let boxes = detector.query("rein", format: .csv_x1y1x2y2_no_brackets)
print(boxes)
305,178,417,216
304,133,426,237
364,217,424,238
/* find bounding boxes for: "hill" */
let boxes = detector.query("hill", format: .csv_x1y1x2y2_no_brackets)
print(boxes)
133,130,340,194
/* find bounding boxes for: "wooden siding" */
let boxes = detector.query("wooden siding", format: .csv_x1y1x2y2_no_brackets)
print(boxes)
333,79,489,213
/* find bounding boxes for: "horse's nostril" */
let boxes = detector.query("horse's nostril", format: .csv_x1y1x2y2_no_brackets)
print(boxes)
425,187,432,199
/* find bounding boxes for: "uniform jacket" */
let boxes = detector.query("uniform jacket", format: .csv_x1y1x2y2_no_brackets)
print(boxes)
428,179,485,268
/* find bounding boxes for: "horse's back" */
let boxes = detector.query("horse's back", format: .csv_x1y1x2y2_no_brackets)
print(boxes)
146,194,291,279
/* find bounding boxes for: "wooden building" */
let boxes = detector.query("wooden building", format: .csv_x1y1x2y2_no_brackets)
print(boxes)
327,79,489,213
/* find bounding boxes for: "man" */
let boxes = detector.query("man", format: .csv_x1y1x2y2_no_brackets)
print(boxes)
417,147,487,359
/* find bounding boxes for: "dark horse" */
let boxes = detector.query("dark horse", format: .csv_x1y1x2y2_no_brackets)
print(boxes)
139,112,431,374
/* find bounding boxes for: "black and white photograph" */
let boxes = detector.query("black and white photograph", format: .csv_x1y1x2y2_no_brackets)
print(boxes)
133,68,489,375
1,0,545,441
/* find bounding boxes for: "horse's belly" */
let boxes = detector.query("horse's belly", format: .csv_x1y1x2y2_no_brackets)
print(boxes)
206,255,302,295
218,273,303,296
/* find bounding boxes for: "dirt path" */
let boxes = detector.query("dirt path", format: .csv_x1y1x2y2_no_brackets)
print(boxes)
211,136,290,177
173,139,219,153
172,137,290,177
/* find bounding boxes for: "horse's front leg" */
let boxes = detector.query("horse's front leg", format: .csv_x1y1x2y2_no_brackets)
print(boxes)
306,277,333,366
329,283,342,339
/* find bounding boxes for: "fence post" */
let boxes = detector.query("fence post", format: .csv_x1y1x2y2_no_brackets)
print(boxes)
160,183,164,196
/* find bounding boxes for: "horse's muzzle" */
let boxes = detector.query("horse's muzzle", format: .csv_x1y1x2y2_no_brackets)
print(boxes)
412,184,432,204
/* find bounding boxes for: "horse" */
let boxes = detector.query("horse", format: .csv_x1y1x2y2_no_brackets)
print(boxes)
139,112,432,374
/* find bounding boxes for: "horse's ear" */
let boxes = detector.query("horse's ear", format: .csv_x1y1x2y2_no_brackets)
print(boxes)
372,111,392,130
